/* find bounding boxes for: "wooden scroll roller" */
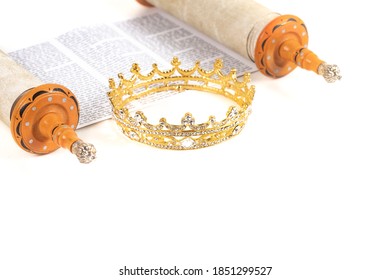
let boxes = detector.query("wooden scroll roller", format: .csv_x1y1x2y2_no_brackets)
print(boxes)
0,50,96,163
136,0,341,83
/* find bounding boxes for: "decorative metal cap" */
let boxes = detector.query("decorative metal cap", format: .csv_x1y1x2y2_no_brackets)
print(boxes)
318,63,342,83
71,140,97,164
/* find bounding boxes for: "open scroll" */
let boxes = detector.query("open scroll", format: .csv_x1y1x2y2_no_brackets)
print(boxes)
8,10,257,128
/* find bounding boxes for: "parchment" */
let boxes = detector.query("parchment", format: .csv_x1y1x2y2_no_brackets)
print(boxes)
0,50,42,126
146,0,279,59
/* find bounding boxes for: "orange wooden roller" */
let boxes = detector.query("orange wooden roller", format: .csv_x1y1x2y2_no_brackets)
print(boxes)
10,84,96,163
0,51,96,163
136,0,341,83
253,14,340,82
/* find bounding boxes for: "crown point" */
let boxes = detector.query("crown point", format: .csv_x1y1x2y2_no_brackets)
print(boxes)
243,72,251,82
131,63,140,73
133,111,146,125
230,69,237,79
249,85,256,96
214,59,223,70
171,57,180,67
227,106,239,119
109,78,116,89
208,115,216,126
159,117,167,125
118,73,124,80
181,112,195,126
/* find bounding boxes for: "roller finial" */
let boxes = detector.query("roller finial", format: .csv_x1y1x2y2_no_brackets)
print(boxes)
71,140,97,164
318,63,342,83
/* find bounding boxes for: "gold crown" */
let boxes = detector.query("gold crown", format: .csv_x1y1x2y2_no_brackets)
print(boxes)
107,57,255,150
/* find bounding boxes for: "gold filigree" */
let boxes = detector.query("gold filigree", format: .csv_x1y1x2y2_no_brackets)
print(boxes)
107,57,255,150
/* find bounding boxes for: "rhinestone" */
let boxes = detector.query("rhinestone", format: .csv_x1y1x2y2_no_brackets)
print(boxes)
133,113,143,125
117,109,125,118
181,113,195,126
247,105,253,115
232,125,243,135
128,131,139,140
228,106,239,119
180,138,195,148
209,116,216,126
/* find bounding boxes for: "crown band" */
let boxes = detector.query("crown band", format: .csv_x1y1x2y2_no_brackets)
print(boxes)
107,57,255,150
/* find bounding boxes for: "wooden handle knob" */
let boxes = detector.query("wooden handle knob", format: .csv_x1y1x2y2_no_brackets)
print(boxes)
10,84,96,163
278,39,323,73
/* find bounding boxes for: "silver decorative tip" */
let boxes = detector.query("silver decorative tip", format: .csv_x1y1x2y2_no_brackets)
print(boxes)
71,140,97,164
318,63,342,83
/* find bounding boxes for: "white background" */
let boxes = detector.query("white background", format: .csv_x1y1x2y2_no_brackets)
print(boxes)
0,1,389,280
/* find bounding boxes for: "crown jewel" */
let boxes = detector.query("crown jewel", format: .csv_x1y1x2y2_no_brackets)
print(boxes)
107,57,255,150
